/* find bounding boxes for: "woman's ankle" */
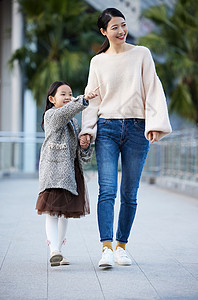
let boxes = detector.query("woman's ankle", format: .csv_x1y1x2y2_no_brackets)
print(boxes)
115,242,126,250
102,241,113,251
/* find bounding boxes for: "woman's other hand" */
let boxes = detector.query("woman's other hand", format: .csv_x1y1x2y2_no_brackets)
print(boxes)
148,131,160,143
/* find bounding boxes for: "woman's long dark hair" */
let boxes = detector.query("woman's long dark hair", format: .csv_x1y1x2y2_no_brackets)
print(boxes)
41,81,71,130
97,8,125,54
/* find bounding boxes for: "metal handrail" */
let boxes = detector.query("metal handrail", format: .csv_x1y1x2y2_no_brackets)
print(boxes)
144,127,198,182
0,129,198,182
0,131,44,143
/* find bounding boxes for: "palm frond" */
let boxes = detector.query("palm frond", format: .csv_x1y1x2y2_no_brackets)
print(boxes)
139,0,198,124
10,0,101,106
169,83,195,121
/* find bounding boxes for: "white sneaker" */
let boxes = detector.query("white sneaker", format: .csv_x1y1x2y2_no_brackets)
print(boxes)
114,247,132,266
98,247,114,267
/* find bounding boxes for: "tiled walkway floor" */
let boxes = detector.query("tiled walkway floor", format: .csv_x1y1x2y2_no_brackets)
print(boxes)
0,173,198,300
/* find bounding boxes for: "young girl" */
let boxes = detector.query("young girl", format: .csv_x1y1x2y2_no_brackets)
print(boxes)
80,8,172,267
36,81,98,267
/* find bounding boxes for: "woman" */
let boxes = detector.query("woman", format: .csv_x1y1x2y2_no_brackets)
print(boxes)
79,8,172,267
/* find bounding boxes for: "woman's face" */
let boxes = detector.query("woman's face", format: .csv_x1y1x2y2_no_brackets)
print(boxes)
101,16,128,46
49,85,73,108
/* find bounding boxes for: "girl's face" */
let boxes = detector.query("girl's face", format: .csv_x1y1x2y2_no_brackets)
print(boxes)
101,16,128,47
49,85,73,108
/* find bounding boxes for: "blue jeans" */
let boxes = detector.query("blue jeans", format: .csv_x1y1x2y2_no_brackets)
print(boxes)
95,118,149,243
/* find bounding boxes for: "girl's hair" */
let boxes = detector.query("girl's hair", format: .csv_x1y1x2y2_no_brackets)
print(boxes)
97,8,125,54
41,81,71,130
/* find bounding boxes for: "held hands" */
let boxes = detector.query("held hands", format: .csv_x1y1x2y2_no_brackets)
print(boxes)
79,134,91,150
84,86,100,101
148,131,160,143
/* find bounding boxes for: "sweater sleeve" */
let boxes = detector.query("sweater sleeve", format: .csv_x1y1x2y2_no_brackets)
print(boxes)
142,48,172,140
79,59,102,142
45,95,88,130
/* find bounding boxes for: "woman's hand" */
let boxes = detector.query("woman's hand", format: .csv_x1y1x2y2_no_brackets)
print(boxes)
79,134,91,149
84,86,100,101
148,131,160,143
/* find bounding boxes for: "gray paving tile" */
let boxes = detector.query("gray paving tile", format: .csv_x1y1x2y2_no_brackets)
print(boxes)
48,259,103,299
162,296,198,300
48,291,104,300
181,263,198,280
0,298,47,300
89,257,160,299
0,275,47,299
133,261,198,299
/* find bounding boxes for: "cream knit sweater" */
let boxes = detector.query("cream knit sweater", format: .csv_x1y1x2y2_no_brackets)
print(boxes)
80,46,172,141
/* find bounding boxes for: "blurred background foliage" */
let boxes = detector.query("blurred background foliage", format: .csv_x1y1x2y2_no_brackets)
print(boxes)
139,0,198,124
9,0,198,125
9,0,102,105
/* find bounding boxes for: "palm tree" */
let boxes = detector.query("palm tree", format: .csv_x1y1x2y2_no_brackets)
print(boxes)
9,0,102,105
138,0,198,124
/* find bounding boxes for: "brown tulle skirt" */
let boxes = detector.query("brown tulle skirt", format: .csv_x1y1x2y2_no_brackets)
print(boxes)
36,160,90,218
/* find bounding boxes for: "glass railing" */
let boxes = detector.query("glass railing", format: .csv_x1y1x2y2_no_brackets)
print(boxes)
143,128,198,182
0,128,198,182
0,131,44,176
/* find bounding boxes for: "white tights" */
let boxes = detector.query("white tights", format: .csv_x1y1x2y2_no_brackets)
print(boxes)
45,214,68,253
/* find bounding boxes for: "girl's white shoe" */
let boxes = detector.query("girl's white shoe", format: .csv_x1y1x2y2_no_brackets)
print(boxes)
60,257,70,265
114,247,132,266
50,250,63,267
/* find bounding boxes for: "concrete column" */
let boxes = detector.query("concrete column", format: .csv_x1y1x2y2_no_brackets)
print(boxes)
0,0,12,131
11,0,23,132
23,89,37,173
